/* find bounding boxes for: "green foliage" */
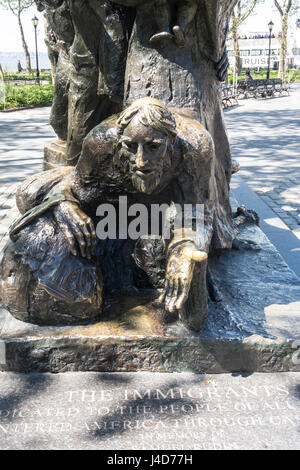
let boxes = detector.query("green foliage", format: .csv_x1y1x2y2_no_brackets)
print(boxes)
4,71,52,84
286,69,300,82
227,68,300,83
0,84,53,110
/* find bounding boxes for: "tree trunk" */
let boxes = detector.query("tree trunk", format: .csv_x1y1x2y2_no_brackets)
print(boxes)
232,27,241,76
278,14,288,82
17,10,31,74
44,17,57,85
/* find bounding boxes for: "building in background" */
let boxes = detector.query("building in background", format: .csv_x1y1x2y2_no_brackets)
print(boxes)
290,19,300,69
227,20,300,70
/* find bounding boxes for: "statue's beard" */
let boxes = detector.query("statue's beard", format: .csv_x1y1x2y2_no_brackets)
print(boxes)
131,171,163,195
116,146,172,194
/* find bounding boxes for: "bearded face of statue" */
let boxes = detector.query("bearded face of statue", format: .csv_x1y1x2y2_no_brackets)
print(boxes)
118,115,171,195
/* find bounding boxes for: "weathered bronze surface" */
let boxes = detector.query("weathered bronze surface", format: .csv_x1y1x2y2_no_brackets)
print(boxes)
37,0,131,163
1,218,300,374
0,98,237,330
0,1,242,338
37,0,234,185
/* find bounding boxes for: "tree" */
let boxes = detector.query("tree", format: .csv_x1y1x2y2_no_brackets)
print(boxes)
230,0,259,75
274,0,299,81
0,0,35,74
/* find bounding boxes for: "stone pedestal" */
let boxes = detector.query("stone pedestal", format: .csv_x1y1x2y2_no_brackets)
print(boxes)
43,140,67,170
1,217,299,374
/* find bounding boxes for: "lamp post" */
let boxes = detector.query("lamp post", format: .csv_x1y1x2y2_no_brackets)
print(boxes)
32,16,40,85
267,20,274,80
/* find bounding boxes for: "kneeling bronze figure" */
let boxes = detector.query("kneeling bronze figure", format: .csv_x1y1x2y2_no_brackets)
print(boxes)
0,98,235,330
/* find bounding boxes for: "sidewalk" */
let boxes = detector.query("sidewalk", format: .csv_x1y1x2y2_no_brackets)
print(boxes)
224,84,300,278
0,107,55,251
0,371,299,450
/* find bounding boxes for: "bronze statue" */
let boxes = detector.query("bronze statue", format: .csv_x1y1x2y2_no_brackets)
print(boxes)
37,0,236,258
0,98,235,330
36,0,74,142
149,0,198,47
0,1,241,335
37,0,234,167
37,0,131,166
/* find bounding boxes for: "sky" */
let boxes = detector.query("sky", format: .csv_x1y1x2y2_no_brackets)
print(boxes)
0,4,46,53
0,0,299,53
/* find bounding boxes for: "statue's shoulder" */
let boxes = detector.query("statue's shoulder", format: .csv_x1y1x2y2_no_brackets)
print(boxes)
172,109,214,159
76,114,120,179
79,114,119,159
87,113,119,146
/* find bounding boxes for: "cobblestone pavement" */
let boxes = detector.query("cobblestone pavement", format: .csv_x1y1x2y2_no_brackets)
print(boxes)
0,107,55,252
224,84,300,237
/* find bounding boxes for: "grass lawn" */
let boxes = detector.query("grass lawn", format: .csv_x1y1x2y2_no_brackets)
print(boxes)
0,84,53,111
227,68,300,84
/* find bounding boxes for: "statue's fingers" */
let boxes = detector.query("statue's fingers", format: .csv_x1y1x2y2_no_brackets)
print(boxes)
73,226,87,258
175,279,190,310
182,246,207,262
88,218,96,237
175,291,188,310
81,224,92,259
191,250,207,263
158,279,169,304
87,219,97,255
167,279,179,312
164,279,175,311
59,223,78,257
217,52,227,68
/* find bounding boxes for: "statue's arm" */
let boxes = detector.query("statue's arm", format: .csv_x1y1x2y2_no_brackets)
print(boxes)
15,166,76,215
46,123,117,259
12,165,96,259
11,121,116,258
171,121,215,254
158,122,215,313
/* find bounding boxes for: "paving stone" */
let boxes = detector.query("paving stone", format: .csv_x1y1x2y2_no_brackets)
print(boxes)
267,201,279,208
0,371,299,450
281,216,295,224
224,85,300,235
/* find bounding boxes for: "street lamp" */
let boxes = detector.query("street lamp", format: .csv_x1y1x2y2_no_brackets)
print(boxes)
267,20,274,80
32,15,40,85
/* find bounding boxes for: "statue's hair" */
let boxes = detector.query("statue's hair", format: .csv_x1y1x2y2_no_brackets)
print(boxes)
116,98,177,140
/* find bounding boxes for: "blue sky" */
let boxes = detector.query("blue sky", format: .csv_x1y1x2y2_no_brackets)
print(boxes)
0,1,299,53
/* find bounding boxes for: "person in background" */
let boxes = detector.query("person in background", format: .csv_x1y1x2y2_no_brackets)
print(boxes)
17,60,23,73
245,68,252,81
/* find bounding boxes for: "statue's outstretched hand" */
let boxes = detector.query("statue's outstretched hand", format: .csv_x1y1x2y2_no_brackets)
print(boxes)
53,201,97,259
158,243,207,313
